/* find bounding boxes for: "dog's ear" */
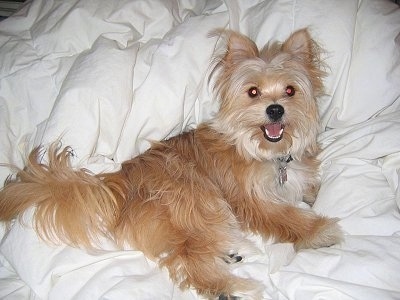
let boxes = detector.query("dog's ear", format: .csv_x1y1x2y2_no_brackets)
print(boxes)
282,28,325,94
282,28,316,65
213,30,259,64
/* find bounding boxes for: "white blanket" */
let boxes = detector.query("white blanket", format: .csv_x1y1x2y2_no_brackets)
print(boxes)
1,0,399,299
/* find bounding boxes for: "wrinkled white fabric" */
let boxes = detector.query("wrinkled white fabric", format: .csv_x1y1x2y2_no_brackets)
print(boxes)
0,0,400,299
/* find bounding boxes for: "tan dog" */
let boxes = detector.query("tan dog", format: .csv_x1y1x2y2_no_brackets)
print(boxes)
0,29,342,299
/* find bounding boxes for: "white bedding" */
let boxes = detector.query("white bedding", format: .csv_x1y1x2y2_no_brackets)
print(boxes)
1,0,400,299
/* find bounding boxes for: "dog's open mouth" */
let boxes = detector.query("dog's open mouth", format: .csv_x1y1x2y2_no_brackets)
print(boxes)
261,122,284,142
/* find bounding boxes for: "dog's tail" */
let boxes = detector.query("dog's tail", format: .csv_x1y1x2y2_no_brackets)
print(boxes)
0,144,123,248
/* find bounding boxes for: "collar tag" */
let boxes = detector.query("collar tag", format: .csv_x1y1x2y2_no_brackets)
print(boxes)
277,155,293,186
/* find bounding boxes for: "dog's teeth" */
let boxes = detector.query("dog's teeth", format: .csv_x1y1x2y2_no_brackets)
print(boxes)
262,123,284,142
265,128,283,139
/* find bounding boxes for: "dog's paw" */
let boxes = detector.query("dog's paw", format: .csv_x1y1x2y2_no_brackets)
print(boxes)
214,275,263,300
218,295,240,300
295,217,344,250
223,253,243,264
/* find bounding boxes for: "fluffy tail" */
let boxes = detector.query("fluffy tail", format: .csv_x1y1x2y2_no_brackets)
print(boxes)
0,144,122,248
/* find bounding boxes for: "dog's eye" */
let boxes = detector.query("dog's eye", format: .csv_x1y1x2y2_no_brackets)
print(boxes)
285,85,295,97
248,87,260,98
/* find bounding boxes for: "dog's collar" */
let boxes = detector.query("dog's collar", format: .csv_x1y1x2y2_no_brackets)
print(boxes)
277,154,293,186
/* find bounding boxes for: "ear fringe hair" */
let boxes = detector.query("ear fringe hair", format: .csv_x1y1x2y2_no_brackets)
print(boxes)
208,29,260,110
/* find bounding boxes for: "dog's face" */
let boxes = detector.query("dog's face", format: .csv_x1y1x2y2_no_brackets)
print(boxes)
211,29,325,161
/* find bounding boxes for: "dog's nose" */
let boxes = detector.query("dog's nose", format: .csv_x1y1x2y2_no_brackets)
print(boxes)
266,104,284,121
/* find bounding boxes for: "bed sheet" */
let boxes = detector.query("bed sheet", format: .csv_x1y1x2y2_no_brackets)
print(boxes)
0,0,400,299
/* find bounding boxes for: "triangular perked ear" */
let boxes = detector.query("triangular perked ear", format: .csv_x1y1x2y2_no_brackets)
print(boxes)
282,28,314,64
281,28,325,94
215,30,259,64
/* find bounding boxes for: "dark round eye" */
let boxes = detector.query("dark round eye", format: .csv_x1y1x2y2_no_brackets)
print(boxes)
285,85,295,97
248,86,260,98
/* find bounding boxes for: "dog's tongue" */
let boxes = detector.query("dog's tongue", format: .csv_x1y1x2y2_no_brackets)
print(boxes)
265,123,282,137
263,122,284,142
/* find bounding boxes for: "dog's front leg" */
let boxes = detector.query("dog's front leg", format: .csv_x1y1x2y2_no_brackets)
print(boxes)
235,199,343,250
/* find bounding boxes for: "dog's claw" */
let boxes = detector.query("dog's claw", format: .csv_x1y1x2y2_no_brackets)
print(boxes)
223,253,243,264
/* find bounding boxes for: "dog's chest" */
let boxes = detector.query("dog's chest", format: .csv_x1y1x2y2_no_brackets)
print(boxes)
255,159,313,205
280,161,310,203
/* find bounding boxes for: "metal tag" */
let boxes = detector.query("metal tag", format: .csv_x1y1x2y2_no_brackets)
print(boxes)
277,154,292,186
278,165,287,186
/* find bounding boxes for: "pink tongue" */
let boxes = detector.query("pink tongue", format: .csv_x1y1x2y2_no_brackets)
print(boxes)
265,123,282,136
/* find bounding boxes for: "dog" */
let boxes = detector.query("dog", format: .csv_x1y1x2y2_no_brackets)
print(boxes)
0,29,343,299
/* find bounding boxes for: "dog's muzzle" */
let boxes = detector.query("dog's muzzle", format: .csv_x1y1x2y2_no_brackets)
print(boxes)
262,104,285,142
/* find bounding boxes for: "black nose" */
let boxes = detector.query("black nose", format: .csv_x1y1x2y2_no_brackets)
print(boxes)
266,104,284,121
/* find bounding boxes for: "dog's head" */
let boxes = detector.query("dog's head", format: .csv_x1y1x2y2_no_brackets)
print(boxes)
210,29,325,161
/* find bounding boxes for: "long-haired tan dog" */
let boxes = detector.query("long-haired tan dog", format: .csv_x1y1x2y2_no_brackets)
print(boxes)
0,29,342,299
